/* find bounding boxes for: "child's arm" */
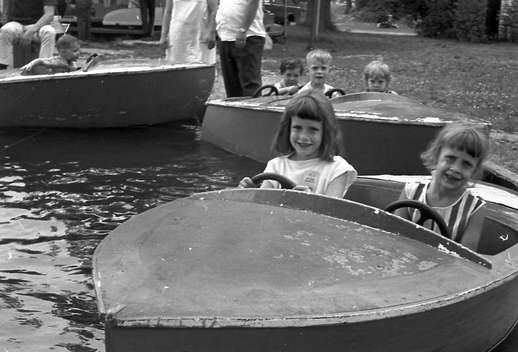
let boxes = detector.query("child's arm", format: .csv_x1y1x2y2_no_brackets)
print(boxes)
325,170,357,198
20,58,44,74
277,85,300,95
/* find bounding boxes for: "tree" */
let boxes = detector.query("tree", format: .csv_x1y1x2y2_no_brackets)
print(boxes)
76,0,92,41
305,0,335,32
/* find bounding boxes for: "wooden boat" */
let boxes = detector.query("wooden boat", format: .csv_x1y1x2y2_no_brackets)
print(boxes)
200,92,517,191
0,63,215,128
93,175,518,351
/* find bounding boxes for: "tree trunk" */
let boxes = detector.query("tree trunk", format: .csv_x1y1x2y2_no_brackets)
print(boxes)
76,0,92,41
305,0,335,32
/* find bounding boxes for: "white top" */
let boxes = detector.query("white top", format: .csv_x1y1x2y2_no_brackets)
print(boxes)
216,0,266,41
263,155,357,196
166,0,216,65
298,82,335,95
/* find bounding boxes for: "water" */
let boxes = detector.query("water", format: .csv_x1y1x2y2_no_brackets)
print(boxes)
1,123,517,351
0,123,261,351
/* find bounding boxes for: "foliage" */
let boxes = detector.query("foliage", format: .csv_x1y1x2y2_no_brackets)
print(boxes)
500,0,518,42
417,0,456,38
453,0,488,42
353,0,427,23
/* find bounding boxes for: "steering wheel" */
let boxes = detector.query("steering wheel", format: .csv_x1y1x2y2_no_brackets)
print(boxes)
325,88,346,98
252,85,279,98
384,199,451,238
251,172,296,189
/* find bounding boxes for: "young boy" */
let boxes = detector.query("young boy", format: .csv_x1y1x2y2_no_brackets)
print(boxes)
363,59,398,94
20,34,96,75
273,58,304,95
298,49,335,96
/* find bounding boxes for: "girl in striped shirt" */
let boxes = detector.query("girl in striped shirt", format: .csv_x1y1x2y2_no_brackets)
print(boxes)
395,122,489,250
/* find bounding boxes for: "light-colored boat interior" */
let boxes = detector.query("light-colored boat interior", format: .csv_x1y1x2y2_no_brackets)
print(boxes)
345,177,518,256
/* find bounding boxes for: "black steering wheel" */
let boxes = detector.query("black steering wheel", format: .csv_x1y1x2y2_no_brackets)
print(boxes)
251,172,296,189
252,85,279,98
325,88,346,98
385,199,451,238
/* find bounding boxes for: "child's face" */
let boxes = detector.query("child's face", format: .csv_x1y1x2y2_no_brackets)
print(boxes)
367,76,389,92
282,68,302,86
58,43,81,62
307,59,330,86
289,115,323,160
433,146,479,193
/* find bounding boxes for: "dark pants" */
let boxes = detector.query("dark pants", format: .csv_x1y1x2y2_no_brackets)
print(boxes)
218,36,265,97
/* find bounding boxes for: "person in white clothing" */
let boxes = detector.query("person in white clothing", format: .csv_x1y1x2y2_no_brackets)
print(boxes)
239,90,357,198
0,0,57,70
159,0,217,65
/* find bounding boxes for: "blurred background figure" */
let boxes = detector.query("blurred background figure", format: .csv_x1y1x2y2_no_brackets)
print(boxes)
159,0,216,65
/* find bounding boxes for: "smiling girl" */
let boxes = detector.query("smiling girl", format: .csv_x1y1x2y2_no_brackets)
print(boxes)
238,90,357,198
395,123,490,248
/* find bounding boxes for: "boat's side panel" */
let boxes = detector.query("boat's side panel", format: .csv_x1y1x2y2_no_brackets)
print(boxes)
104,274,518,352
0,66,215,128
201,104,437,174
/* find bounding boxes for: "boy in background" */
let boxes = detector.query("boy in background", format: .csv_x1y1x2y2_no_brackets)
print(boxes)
297,49,335,96
273,58,304,95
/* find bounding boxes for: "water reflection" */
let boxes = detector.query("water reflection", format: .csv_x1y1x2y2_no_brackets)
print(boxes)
0,123,261,351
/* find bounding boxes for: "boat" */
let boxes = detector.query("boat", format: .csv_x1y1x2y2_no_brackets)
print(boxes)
0,63,215,128
200,92,518,191
93,173,518,351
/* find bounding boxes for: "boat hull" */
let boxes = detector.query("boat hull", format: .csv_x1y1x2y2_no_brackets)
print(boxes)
201,94,518,190
0,64,215,128
104,276,518,352
94,185,518,352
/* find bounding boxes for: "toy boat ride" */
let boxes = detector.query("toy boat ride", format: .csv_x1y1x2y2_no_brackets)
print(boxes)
0,63,215,128
93,175,518,352
201,92,517,190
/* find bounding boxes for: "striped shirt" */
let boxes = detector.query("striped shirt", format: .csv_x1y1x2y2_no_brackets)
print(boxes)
403,182,486,242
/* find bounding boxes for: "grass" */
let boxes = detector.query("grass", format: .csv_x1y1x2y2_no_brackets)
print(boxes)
86,23,518,174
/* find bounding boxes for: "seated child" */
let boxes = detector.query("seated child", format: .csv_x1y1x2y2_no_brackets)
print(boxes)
273,58,304,95
297,49,337,97
20,34,97,75
394,122,489,251
238,90,357,198
363,59,397,94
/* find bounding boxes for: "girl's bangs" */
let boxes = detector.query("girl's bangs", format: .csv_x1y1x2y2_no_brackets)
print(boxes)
287,98,323,121
446,131,484,158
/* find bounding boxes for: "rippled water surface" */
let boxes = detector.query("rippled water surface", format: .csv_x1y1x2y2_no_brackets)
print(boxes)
1,123,517,351
0,123,261,351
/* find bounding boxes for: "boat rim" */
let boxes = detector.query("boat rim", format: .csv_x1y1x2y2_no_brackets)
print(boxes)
204,97,491,127
0,63,215,84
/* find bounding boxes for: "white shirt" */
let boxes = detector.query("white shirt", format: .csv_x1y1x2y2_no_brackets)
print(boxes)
216,0,266,41
297,82,335,95
263,155,357,197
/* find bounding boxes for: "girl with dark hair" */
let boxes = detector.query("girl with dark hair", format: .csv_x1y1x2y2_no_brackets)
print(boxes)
238,90,357,198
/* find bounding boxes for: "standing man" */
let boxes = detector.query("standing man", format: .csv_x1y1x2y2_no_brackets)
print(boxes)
0,0,57,69
216,0,266,97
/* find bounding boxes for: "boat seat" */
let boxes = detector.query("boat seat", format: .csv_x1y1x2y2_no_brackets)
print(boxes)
345,177,403,209
476,213,518,255
13,41,41,68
